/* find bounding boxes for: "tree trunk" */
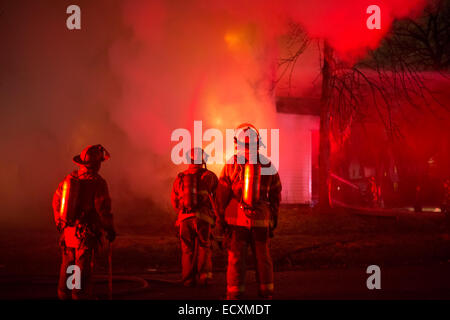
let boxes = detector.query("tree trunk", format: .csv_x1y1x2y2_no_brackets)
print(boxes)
318,41,333,212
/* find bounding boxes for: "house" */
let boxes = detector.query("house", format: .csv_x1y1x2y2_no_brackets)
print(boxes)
276,96,320,205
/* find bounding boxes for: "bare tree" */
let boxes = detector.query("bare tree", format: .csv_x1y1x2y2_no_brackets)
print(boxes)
277,0,450,212
381,0,450,71
274,22,310,92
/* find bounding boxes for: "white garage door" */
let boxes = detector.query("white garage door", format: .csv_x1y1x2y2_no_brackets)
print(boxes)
277,113,319,204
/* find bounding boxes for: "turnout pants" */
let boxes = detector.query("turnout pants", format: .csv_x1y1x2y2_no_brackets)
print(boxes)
226,226,274,299
180,217,212,286
58,246,93,300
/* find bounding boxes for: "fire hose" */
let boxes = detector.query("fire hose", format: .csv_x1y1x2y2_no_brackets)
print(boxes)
0,273,149,300
0,239,149,300
94,239,150,299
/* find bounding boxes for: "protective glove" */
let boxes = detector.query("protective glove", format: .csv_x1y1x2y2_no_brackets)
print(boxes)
56,219,65,233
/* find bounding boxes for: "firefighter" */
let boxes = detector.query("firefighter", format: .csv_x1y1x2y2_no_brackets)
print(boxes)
216,124,282,300
171,147,219,287
52,145,116,300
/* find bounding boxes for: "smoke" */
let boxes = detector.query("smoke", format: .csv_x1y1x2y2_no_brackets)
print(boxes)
0,0,432,229
212,0,427,58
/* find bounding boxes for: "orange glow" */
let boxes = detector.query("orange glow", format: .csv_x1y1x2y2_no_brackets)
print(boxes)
60,180,68,217
224,31,242,49
244,164,251,203
243,163,260,206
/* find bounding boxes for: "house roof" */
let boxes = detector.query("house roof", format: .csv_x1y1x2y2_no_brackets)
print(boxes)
276,96,321,116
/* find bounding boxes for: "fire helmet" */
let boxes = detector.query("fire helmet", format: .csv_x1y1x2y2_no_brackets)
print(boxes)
234,123,262,149
73,145,110,166
185,147,209,165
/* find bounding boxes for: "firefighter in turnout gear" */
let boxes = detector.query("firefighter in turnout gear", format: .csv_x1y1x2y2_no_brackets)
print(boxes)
171,147,219,287
216,124,282,300
52,145,116,300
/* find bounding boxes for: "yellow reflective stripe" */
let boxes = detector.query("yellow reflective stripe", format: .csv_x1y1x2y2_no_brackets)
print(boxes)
251,220,269,227
227,285,245,293
227,217,269,227
178,213,196,223
178,211,214,224
195,213,215,224
259,283,274,291
199,272,213,280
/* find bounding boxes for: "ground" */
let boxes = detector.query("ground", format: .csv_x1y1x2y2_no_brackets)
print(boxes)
0,206,449,299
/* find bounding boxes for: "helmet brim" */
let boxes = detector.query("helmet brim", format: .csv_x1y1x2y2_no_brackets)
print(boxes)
72,155,104,165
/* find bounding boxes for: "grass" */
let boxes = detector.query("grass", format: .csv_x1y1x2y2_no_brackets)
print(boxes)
0,206,449,276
